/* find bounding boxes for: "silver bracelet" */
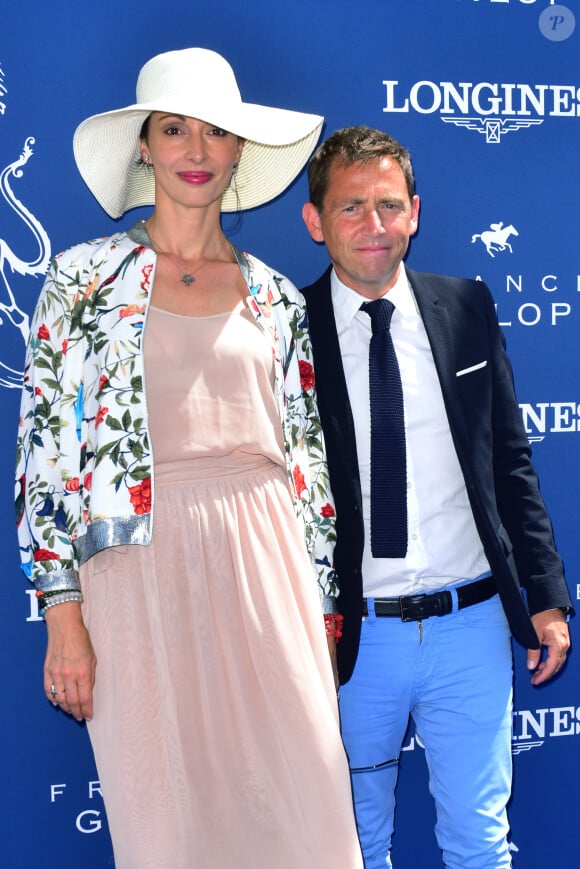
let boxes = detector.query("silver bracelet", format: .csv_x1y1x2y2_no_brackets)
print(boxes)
40,591,84,616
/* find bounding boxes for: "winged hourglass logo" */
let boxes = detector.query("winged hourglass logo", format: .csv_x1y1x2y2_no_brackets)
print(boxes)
0,61,51,389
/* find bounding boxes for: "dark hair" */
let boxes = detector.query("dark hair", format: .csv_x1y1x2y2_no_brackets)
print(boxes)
137,115,151,167
140,115,151,142
307,125,415,211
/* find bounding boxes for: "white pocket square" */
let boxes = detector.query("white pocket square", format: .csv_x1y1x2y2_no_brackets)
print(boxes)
456,360,487,377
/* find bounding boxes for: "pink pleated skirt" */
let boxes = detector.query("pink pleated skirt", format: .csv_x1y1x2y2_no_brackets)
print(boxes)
81,457,362,868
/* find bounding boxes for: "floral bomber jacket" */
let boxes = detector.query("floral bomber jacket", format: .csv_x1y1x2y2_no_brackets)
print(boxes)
15,223,339,611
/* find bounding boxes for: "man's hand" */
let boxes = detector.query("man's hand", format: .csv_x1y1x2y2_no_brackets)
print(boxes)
528,609,570,686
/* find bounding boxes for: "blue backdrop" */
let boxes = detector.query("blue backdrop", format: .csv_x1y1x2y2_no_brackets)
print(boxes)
1,1,578,865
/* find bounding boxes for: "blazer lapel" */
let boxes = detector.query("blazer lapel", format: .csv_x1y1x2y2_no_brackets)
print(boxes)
408,269,472,462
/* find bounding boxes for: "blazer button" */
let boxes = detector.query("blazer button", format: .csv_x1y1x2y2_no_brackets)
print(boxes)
353,504,359,511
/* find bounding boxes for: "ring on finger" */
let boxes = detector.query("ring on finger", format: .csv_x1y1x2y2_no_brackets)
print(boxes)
50,683,66,698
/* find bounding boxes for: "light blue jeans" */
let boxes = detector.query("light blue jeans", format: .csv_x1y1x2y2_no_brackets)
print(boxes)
339,588,513,869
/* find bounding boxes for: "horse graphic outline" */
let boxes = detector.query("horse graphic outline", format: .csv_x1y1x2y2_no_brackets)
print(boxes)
471,221,519,258
0,61,51,389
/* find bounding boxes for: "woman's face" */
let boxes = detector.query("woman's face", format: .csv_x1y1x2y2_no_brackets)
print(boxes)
140,112,244,212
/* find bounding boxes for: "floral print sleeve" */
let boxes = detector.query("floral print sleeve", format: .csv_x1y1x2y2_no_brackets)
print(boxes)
16,249,88,591
15,233,154,592
277,277,339,611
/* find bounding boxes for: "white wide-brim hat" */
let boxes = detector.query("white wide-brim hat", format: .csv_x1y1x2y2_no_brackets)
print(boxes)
73,47,324,218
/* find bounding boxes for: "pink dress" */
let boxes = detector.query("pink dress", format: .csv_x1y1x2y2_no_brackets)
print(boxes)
80,303,362,869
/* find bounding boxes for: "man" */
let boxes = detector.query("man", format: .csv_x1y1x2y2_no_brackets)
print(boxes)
301,126,571,869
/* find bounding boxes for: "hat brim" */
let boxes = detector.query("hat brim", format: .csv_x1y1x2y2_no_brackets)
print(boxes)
73,102,323,218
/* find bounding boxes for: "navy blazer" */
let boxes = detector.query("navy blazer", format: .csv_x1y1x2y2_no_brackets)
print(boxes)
302,267,572,684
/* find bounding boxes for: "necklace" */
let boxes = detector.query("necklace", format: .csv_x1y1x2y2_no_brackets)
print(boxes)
145,221,231,286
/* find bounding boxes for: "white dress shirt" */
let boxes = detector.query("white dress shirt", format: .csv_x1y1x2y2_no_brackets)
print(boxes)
331,266,490,598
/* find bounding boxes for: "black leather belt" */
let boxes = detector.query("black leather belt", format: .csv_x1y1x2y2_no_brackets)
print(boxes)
362,576,497,622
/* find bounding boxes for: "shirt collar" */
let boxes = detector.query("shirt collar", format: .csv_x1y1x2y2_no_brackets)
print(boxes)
330,265,418,336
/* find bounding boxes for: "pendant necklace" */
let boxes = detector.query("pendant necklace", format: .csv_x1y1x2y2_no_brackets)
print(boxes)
145,221,231,286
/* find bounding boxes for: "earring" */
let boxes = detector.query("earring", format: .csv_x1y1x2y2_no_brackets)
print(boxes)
143,154,152,166
230,162,238,193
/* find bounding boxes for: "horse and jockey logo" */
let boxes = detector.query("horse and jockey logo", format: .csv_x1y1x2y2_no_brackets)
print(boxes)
0,61,51,389
471,221,519,258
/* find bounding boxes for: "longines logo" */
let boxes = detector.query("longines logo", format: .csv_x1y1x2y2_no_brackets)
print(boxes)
403,704,579,757
382,80,579,142
518,402,580,444
512,704,580,753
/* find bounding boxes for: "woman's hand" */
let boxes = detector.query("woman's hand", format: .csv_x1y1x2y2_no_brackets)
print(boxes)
44,602,97,722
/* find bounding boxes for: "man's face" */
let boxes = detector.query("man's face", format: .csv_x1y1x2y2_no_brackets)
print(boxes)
303,156,420,299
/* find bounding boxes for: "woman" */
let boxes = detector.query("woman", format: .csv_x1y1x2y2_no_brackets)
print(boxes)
16,48,362,869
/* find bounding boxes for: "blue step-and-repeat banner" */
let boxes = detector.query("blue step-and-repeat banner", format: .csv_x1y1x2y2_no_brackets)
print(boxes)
1,1,578,866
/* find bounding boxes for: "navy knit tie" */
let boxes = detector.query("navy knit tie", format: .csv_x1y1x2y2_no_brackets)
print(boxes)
362,298,408,558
